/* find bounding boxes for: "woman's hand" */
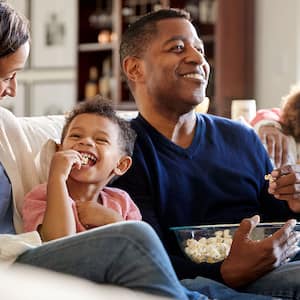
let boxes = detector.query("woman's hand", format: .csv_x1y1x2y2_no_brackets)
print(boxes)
258,126,289,168
220,215,300,288
268,164,300,212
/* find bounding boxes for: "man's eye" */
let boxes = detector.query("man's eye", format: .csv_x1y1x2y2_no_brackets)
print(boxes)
196,47,205,55
171,45,184,52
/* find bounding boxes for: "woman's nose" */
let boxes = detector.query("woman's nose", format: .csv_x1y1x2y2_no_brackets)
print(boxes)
4,78,17,98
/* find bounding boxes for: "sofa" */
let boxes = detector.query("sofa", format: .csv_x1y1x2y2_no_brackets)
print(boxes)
0,107,170,300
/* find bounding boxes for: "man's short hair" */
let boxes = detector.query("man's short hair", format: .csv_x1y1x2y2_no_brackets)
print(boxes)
120,8,191,66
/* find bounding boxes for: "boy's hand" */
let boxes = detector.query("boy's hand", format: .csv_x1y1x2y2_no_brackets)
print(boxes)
49,150,82,181
76,200,123,228
268,164,300,212
221,215,300,288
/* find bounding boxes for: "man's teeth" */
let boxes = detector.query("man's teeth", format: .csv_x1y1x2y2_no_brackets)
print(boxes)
183,73,203,80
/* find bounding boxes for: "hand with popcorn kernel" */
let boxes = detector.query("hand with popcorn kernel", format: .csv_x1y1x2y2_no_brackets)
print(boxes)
48,149,83,182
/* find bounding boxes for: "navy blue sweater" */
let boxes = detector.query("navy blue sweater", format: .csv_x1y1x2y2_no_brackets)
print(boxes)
112,113,299,282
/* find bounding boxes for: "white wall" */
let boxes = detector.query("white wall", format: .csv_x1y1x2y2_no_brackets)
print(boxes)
255,0,300,109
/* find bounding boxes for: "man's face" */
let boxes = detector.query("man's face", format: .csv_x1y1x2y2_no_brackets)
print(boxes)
0,42,29,99
140,18,210,112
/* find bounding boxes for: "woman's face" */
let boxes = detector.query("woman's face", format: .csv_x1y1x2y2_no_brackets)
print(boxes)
0,41,30,99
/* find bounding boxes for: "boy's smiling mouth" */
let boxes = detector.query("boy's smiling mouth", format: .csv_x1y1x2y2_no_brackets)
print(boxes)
80,152,97,166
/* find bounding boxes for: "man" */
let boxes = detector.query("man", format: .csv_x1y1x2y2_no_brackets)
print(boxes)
113,8,300,299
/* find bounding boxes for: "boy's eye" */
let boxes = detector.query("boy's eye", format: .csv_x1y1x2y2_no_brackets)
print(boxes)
70,134,80,138
96,138,109,144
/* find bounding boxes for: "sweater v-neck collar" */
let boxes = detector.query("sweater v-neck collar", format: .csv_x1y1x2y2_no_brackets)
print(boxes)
135,114,204,157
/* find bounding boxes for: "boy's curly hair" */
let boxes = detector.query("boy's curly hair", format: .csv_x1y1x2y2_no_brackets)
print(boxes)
61,95,137,156
280,85,300,142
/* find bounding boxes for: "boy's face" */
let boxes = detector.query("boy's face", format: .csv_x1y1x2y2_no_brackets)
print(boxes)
62,113,124,184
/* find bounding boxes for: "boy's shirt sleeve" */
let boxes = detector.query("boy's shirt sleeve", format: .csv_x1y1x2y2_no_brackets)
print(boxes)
22,183,47,232
101,187,142,221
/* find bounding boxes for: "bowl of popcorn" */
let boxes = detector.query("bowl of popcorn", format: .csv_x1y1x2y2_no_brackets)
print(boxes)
170,222,300,264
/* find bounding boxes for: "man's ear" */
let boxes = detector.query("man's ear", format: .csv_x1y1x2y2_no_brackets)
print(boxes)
122,56,144,83
114,156,132,176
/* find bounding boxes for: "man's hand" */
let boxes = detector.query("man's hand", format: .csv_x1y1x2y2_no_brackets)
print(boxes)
268,164,300,212
220,215,300,288
258,125,289,168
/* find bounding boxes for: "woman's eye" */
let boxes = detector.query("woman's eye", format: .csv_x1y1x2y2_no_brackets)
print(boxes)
3,73,16,82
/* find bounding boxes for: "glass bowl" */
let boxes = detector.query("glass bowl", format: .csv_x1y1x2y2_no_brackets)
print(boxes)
170,222,300,264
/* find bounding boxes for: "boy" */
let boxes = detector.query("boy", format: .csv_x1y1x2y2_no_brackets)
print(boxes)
23,97,141,241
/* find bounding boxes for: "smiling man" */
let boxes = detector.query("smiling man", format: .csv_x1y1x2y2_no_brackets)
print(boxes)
113,8,300,300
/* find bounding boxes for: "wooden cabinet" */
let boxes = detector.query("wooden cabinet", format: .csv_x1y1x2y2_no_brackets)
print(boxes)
77,0,254,116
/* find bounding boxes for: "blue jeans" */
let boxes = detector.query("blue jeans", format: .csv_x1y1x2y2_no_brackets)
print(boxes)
15,221,274,300
182,277,273,300
241,259,300,300
16,221,202,300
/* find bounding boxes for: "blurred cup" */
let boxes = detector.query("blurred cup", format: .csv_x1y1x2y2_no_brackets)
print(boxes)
231,99,256,123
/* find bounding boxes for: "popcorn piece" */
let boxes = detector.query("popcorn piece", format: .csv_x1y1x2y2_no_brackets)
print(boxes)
81,155,89,165
184,230,233,264
264,174,275,183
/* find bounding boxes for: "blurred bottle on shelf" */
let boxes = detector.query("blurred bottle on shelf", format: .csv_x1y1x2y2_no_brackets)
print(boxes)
199,0,218,24
89,0,112,29
84,66,99,99
99,58,112,99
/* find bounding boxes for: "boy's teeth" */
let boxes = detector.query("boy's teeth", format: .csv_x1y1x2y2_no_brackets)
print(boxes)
81,153,96,165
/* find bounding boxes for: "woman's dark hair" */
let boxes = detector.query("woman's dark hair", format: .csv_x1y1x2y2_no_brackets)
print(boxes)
61,95,137,156
0,0,30,58
280,85,300,142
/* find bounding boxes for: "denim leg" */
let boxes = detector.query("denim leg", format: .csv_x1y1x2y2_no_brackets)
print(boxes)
16,221,204,300
241,261,300,300
181,276,273,300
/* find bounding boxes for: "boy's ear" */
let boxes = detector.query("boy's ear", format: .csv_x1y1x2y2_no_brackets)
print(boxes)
122,56,144,83
114,156,132,176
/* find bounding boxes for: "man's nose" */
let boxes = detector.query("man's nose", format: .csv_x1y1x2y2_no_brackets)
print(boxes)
185,46,207,65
